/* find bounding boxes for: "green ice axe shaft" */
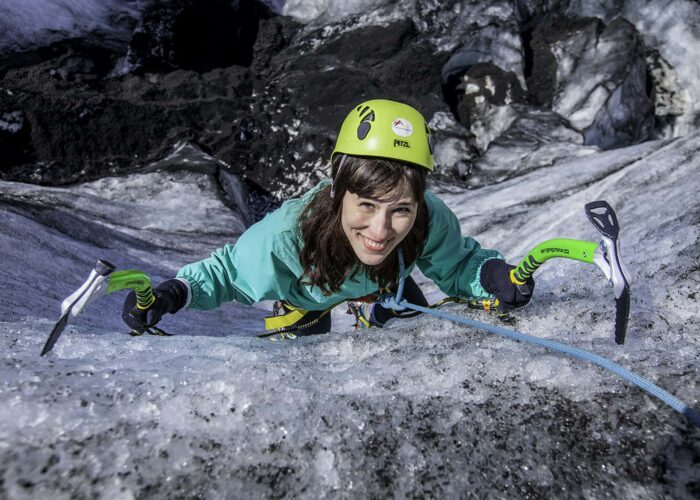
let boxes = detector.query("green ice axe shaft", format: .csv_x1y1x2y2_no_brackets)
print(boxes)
510,238,598,283
509,201,631,344
40,260,154,356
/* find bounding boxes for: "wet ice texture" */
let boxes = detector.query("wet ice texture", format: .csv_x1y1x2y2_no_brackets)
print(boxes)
1,129,699,497
563,0,700,137
547,17,653,149
0,0,148,56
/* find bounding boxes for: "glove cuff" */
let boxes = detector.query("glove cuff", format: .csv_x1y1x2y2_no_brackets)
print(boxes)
479,258,507,295
155,279,189,314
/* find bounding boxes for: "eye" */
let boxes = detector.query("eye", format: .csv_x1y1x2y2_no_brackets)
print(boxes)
394,207,413,215
360,202,375,209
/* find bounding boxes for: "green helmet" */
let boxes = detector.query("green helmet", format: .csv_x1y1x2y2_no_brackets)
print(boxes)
331,99,435,171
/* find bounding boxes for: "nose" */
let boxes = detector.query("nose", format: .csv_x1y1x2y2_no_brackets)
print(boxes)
367,209,393,241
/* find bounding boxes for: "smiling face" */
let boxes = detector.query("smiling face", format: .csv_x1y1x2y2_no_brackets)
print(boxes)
341,186,419,266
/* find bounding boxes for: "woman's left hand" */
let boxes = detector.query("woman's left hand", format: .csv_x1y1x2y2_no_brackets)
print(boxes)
480,259,535,309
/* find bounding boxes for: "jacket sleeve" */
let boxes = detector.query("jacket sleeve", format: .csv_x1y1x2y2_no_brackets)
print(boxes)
176,243,254,310
416,192,503,299
175,213,302,311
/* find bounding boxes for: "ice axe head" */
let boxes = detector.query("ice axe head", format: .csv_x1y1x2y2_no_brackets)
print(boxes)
41,260,115,356
41,262,155,356
585,201,631,344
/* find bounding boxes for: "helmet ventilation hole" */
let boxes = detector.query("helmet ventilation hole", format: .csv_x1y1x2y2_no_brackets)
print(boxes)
357,121,371,140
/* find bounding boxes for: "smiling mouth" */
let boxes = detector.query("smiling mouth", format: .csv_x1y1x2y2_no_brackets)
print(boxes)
361,235,390,252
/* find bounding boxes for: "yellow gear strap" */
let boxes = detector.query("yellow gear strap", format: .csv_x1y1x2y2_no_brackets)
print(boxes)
509,268,528,286
264,304,309,331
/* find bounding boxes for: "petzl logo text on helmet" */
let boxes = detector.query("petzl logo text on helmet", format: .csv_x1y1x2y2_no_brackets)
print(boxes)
391,118,413,137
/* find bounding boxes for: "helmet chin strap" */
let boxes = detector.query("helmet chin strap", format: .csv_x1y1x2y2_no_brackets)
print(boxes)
330,154,348,199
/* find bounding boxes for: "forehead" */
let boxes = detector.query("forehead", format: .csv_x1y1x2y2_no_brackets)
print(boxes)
352,183,417,204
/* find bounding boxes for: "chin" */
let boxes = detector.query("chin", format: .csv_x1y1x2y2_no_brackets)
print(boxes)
357,251,389,266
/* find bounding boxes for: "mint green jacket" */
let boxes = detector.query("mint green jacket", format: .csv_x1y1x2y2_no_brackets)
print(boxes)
177,180,502,310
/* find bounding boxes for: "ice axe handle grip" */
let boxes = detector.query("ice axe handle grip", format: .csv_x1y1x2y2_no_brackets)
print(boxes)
510,269,534,296
106,270,155,310
510,260,539,286
135,287,156,310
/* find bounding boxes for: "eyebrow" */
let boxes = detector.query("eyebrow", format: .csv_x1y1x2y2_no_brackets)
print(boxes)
391,199,416,207
359,195,416,206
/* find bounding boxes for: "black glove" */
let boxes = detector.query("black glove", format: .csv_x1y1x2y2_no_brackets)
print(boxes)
480,259,535,309
122,279,188,332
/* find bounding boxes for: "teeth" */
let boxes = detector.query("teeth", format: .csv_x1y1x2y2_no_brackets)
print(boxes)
363,235,387,249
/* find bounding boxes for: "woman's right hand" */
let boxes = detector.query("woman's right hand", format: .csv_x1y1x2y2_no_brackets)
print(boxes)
121,279,188,332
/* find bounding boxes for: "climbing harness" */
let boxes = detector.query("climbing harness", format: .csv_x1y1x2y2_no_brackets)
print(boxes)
259,301,340,340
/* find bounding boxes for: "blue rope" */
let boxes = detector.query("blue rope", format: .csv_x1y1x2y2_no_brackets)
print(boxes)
386,249,700,428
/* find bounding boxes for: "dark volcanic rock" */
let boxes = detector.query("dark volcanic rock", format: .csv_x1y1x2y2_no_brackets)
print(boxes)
1,0,697,199
436,60,531,180
0,107,34,171
0,13,447,201
0,0,285,188
524,16,599,108
441,21,526,117
240,17,449,197
645,48,687,138
0,61,255,185
125,0,275,74
527,15,654,150
273,18,447,121
0,38,126,81
453,62,527,135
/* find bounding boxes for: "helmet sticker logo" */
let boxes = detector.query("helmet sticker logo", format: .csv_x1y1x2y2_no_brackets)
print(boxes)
356,106,375,140
392,118,413,137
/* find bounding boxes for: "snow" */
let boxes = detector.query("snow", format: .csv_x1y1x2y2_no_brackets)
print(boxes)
0,0,148,56
274,0,413,27
1,128,699,496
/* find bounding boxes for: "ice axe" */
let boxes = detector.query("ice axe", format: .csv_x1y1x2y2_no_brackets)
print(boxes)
508,200,631,344
40,261,159,356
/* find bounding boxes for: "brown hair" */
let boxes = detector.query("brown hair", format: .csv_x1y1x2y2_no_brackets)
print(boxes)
298,155,429,295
